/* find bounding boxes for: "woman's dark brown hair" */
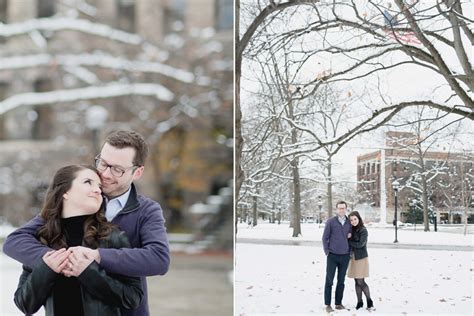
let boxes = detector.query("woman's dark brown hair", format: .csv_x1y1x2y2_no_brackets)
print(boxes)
348,211,365,231
37,165,114,249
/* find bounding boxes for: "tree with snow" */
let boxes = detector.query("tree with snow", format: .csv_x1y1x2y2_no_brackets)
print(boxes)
236,0,473,216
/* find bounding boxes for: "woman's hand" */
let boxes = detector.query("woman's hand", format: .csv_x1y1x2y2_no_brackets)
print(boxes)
68,246,101,263
62,251,94,277
42,248,70,273
347,233,352,239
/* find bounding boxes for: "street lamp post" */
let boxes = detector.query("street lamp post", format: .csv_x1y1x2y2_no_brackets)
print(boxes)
318,195,322,228
86,105,108,154
392,179,400,243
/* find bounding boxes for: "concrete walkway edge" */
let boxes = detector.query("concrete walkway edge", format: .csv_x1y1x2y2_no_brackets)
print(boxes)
237,238,474,251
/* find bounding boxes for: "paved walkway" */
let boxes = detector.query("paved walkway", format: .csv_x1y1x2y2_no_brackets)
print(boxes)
148,251,233,316
237,237,474,251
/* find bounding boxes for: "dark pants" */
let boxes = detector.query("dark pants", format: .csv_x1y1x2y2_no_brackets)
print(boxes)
324,253,350,306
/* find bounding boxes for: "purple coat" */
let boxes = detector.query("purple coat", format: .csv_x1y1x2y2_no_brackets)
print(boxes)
3,183,170,316
322,215,351,256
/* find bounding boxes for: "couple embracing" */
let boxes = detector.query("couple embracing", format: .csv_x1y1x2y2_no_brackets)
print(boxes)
322,201,374,313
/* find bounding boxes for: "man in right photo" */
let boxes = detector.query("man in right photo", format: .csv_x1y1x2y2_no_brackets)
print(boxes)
235,1,473,315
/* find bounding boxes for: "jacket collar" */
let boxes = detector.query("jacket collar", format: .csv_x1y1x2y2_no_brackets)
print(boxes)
117,183,140,215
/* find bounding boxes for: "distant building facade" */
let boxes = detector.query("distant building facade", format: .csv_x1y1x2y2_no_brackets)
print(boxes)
357,131,473,224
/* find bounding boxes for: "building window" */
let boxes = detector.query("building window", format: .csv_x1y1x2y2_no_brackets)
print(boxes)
215,0,232,30
164,0,186,33
0,0,6,43
37,0,55,18
32,79,54,140
0,82,7,139
0,0,7,23
464,162,472,173
117,0,135,32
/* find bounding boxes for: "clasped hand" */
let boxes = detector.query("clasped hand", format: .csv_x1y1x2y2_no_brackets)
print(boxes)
42,247,100,277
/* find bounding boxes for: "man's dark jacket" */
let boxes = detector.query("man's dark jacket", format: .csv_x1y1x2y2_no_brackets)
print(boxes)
322,215,351,256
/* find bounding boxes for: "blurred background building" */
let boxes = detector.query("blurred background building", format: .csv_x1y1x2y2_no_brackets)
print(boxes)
0,0,233,315
0,0,233,241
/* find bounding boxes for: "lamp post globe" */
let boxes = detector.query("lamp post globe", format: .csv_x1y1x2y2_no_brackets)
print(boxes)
85,105,108,153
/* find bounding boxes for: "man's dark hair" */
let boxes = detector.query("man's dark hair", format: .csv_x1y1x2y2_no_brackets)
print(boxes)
104,130,148,166
336,200,347,208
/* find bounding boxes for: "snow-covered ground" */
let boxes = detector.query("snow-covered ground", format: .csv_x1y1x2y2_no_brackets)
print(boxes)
237,222,474,246
235,223,473,315
0,252,45,316
235,244,473,316
0,223,15,240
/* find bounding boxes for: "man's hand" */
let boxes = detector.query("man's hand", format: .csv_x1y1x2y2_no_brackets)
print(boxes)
347,233,352,239
68,246,101,263
62,252,93,277
42,248,70,273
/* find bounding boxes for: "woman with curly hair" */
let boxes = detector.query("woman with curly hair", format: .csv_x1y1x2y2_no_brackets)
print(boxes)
14,165,143,315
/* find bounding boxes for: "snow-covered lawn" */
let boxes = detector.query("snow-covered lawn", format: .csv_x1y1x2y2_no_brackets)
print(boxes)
237,223,474,247
0,252,45,316
0,224,15,240
235,243,473,315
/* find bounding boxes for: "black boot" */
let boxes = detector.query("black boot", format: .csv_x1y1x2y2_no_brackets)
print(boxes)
356,301,363,310
367,298,374,309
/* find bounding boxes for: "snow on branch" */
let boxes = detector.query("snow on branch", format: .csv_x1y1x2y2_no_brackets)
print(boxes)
0,17,142,45
0,83,174,116
0,53,197,84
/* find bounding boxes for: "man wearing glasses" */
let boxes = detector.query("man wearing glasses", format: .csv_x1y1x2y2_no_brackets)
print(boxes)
322,201,351,313
3,130,170,316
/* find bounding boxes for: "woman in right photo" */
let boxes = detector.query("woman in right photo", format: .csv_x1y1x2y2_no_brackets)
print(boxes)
347,211,374,311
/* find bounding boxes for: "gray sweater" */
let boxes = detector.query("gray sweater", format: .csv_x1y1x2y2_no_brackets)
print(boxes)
322,216,351,255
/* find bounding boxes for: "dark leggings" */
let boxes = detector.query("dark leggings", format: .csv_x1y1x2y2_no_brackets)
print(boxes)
355,278,371,302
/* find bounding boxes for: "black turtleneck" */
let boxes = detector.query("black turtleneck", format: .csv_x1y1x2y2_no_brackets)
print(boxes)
53,214,90,316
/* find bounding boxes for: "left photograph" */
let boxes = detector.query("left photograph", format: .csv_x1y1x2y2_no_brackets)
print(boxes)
0,1,233,316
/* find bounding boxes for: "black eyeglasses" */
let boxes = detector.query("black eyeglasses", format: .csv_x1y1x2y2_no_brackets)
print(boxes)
95,156,137,177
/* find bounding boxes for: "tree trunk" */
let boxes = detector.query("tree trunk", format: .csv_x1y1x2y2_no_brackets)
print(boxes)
421,174,430,232
327,159,333,218
288,95,301,237
461,166,468,236
252,194,258,227
235,0,242,238
463,206,468,236
292,158,302,237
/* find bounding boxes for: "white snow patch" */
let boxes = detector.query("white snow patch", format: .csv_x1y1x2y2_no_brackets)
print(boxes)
235,243,473,315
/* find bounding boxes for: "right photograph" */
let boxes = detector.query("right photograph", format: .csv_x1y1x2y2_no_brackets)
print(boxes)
235,1,473,315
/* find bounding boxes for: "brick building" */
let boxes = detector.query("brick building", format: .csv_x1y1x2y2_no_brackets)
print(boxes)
357,131,473,224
